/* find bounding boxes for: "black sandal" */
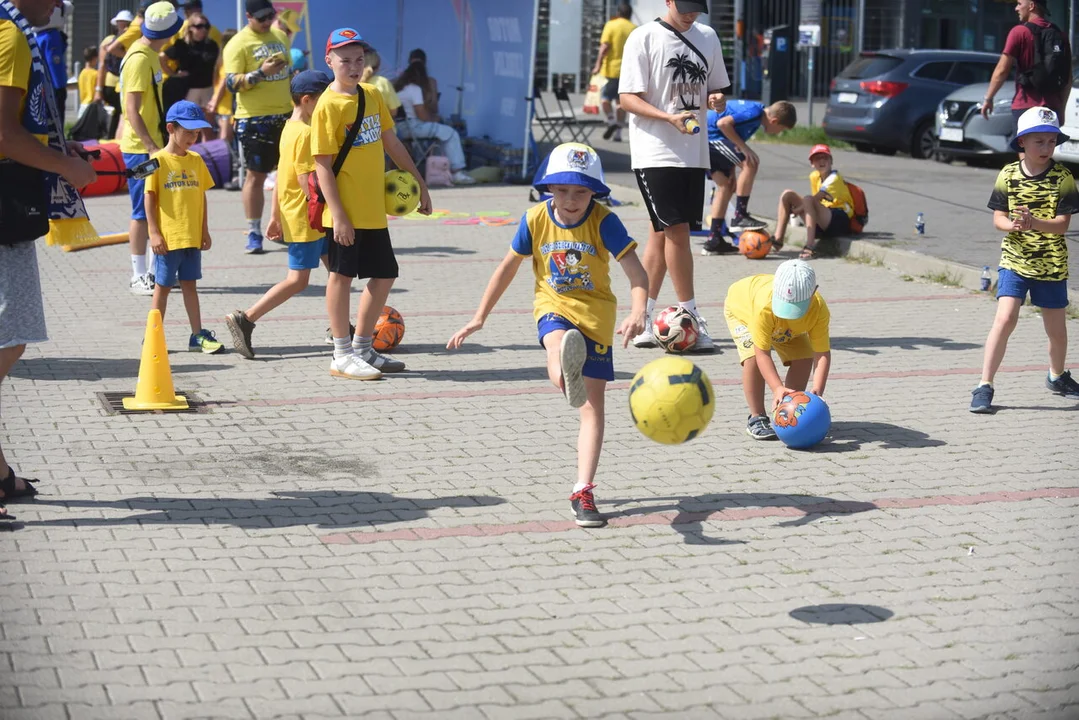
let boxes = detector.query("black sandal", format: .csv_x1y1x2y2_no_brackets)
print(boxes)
0,467,38,502
799,245,817,260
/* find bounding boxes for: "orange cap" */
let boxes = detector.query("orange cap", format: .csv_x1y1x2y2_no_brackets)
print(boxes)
809,143,832,160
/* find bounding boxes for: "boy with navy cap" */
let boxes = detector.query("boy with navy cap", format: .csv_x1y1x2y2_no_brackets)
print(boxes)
972,106,1079,412
145,100,223,354
447,143,648,528
225,70,335,359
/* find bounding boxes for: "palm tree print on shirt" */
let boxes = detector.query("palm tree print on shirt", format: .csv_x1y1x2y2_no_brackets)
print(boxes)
666,53,707,110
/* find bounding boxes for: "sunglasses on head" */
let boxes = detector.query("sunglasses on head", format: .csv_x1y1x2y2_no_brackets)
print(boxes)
191,23,209,29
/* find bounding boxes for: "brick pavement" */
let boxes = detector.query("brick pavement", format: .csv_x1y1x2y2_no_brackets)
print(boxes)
1,180,1077,719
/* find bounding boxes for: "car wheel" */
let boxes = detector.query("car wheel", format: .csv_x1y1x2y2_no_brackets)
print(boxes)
853,143,874,153
911,120,936,160
872,146,898,156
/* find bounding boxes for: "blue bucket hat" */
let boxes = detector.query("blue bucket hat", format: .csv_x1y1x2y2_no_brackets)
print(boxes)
532,142,610,197
165,100,211,130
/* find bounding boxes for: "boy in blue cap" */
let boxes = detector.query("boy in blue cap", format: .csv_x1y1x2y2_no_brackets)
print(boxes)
145,99,223,353
447,143,648,528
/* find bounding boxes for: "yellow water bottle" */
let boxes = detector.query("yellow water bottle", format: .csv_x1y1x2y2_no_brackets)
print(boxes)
683,116,700,134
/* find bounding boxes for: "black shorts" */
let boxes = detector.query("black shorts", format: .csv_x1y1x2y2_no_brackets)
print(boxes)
708,140,744,178
235,113,288,173
820,208,851,238
326,227,399,279
634,167,705,232
601,76,620,101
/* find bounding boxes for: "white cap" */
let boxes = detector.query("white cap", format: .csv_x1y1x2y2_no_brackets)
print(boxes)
772,259,817,319
111,9,135,24
1011,106,1071,151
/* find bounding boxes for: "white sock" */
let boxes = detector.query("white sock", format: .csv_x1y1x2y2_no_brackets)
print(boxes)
646,298,656,316
1049,370,1063,381
352,335,373,356
332,337,352,360
978,380,993,388
247,218,261,235
679,298,698,316
572,481,591,493
132,254,146,278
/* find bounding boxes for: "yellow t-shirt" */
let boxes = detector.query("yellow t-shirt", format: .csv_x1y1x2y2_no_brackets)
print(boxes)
723,275,830,353
114,17,143,52
77,66,97,105
101,34,119,88
277,119,320,244
223,25,291,119
214,62,233,116
145,149,215,251
0,19,48,155
510,200,637,344
119,42,165,154
370,75,401,113
810,169,854,218
600,17,636,78
310,85,395,229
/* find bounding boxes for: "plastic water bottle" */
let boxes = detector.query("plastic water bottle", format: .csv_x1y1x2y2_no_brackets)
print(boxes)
981,266,992,292
915,212,925,235
683,116,700,134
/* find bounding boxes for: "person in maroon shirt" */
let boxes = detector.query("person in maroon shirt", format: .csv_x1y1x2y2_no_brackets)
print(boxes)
981,0,1071,124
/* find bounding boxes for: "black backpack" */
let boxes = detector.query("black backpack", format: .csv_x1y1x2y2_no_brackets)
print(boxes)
1018,22,1070,95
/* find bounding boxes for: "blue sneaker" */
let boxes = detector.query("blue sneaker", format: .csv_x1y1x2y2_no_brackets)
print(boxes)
1046,370,1079,397
189,329,224,354
244,232,264,255
969,384,994,413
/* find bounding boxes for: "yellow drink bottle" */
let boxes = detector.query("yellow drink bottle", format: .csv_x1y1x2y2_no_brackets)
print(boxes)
683,116,700,134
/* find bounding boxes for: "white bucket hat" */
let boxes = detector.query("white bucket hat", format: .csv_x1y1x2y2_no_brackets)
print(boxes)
111,9,134,25
533,142,610,197
141,1,182,40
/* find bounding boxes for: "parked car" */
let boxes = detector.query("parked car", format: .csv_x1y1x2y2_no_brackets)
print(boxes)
823,49,1000,159
934,68,1079,163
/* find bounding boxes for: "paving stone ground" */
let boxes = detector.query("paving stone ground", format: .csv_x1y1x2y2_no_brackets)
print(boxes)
1,178,1077,720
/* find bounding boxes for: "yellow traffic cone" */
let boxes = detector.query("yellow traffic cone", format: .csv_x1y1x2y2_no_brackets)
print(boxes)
122,309,189,411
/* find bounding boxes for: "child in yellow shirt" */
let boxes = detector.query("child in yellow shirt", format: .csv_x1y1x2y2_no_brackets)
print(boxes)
311,28,432,380
769,144,855,258
77,45,98,108
225,70,335,358
145,101,223,354
723,260,832,440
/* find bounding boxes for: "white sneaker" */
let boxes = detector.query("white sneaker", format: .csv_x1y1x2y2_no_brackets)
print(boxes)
632,313,656,348
452,170,476,185
692,315,716,353
129,274,154,296
559,329,587,409
329,354,382,380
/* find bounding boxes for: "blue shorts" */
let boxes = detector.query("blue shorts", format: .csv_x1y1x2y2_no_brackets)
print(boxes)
537,313,614,381
287,236,328,271
123,152,149,220
996,267,1069,309
153,248,202,287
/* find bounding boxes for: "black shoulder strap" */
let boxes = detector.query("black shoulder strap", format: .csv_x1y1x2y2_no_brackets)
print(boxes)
150,65,166,142
656,19,708,71
332,88,366,177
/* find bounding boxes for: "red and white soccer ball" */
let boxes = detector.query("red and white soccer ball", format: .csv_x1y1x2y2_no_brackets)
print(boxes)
652,306,699,353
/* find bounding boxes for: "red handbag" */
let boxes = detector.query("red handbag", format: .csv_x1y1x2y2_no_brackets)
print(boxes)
308,90,366,231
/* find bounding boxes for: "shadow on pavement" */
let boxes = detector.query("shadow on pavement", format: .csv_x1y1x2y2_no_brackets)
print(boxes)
815,420,946,452
22,490,507,530
194,285,408,295
417,367,636,383
608,492,877,545
789,603,894,625
832,336,982,354
397,343,540,355
395,245,476,256
9,357,222,381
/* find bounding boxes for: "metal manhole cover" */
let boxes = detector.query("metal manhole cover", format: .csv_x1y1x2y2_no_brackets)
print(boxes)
96,391,208,415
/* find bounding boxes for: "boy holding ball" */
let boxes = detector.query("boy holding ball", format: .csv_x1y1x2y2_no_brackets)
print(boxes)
447,143,648,528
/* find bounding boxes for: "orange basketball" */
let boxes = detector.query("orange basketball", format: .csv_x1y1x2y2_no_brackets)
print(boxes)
738,230,773,259
373,306,405,351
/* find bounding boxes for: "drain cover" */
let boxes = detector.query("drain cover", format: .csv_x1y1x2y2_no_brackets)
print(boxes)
96,391,207,415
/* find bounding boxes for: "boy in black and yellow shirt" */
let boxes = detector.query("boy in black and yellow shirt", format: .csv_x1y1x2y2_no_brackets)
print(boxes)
971,107,1079,412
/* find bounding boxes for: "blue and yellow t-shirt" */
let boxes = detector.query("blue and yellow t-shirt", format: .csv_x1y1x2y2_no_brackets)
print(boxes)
987,160,1079,281
0,14,50,155
810,169,855,219
511,200,636,344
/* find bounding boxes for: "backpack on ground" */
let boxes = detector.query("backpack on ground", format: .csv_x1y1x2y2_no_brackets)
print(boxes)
847,181,868,233
1018,22,1070,96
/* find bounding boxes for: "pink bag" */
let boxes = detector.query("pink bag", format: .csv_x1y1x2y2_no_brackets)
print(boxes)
425,155,453,187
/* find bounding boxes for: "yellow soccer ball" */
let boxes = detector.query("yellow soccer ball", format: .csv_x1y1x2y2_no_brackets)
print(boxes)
384,170,420,216
628,356,715,445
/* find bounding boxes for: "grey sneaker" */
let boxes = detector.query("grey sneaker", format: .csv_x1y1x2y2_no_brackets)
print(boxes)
224,310,255,359
569,483,606,528
969,384,994,413
747,414,777,440
729,212,768,233
361,349,406,373
560,329,587,408
1046,370,1079,397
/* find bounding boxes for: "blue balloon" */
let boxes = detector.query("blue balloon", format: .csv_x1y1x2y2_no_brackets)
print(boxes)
773,391,831,449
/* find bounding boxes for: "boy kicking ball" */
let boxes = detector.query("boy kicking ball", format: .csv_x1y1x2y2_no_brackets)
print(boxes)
447,144,647,528
971,107,1079,412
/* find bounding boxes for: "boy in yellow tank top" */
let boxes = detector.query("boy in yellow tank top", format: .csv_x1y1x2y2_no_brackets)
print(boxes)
448,144,648,528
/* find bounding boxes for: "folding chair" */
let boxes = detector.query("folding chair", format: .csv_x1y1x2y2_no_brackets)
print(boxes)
531,88,571,144
552,87,606,144
396,119,442,174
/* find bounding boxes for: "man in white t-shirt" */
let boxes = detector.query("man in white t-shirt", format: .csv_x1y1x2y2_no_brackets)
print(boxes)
619,0,729,352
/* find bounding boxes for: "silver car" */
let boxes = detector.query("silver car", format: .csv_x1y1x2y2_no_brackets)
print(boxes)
934,82,1016,161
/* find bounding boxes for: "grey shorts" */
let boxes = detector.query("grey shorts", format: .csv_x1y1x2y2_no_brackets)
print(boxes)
0,242,47,349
